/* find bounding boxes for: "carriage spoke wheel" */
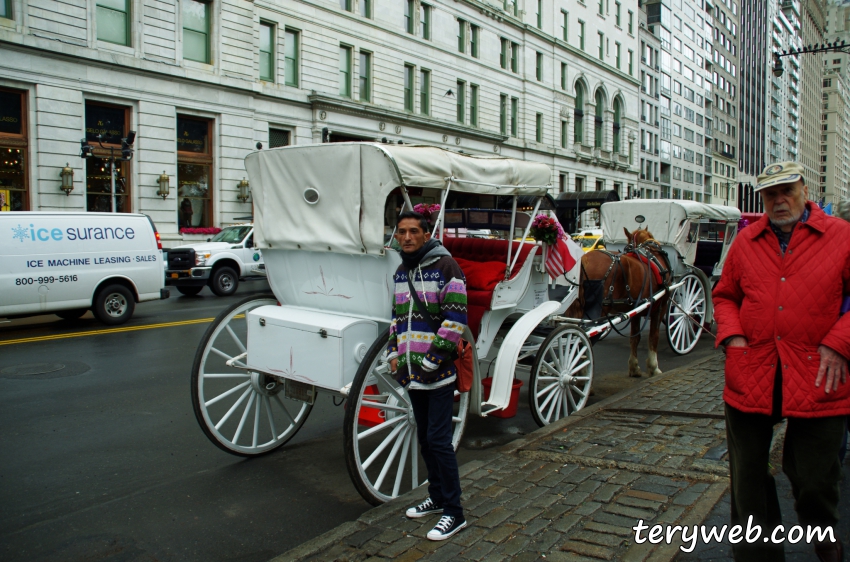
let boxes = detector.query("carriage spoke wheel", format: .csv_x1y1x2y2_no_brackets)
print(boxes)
344,329,470,506
529,326,594,427
666,273,707,355
191,294,312,456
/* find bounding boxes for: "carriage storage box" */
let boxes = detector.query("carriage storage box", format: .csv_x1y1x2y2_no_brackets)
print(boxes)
1,212,169,325
246,305,378,392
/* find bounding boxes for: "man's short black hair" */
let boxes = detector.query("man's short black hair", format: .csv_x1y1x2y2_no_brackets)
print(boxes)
397,210,430,232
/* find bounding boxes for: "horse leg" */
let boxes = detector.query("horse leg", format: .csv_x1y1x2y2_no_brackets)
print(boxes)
646,301,663,377
628,315,643,377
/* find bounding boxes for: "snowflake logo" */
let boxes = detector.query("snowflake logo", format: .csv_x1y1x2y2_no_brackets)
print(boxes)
11,224,29,243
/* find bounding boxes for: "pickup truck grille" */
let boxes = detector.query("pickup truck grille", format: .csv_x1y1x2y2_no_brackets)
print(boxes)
167,248,195,270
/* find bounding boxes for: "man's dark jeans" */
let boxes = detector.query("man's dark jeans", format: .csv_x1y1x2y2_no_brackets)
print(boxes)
409,384,463,518
725,403,845,561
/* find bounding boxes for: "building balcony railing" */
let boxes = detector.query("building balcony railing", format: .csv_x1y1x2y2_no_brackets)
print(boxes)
771,131,782,143
789,107,799,120
771,105,781,117
660,173,671,184
789,81,800,94
789,120,799,131
771,117,782,130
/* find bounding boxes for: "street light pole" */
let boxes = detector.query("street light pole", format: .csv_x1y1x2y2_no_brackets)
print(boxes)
773,40,850,77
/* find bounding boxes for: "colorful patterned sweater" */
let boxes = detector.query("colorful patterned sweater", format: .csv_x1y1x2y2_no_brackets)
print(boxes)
387,250,468,387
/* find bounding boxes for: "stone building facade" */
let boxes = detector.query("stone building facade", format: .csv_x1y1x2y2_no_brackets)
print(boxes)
0,0,640,243
800,0,826,199
737,0,769,187
709,0,739,206
821,68,850,206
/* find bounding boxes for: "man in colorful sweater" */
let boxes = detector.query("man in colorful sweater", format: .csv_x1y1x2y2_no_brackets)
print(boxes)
388,210,468,541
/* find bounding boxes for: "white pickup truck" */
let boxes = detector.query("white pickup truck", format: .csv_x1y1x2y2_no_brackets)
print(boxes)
165,224,265,297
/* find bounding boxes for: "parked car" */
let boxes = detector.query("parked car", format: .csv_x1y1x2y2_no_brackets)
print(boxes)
1,212,169,325
572,230,606,253
165,224,264,297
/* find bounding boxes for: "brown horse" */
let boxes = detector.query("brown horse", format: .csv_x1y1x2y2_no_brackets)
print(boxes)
567,227,672,377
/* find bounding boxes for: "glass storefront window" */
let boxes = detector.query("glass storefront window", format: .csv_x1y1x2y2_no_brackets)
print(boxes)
177,116,213,229
86,158,129,213
0,89,28,211
85,102,130,212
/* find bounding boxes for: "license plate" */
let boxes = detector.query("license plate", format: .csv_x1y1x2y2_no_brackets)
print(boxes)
285,379,316,405
171,273,179,278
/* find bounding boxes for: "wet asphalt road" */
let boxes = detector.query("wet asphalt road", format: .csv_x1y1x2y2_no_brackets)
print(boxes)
0,280,717,562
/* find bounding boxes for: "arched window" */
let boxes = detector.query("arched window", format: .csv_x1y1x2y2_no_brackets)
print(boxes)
594,90,604,149
613,98,622,153
574,84,584,144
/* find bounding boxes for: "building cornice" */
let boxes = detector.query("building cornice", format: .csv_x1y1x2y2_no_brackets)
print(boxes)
308,93,510,144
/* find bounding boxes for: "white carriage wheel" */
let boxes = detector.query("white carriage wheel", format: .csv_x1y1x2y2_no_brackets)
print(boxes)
343,330,469,506
528,326,594,427
191,294,312,456
666,272,708,355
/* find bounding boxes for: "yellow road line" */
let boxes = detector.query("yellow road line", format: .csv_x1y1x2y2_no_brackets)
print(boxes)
0,314,245,346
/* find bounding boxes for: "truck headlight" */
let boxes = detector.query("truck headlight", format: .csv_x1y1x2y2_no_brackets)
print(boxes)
195,252,211,266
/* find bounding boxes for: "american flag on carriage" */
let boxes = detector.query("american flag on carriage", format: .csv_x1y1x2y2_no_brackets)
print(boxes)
544,216,584,279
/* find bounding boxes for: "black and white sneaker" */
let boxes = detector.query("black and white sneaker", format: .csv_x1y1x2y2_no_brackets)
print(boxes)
405,497,442,518
426,515,467,541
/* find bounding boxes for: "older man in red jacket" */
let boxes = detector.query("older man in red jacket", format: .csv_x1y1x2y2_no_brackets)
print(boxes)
714,162,850,562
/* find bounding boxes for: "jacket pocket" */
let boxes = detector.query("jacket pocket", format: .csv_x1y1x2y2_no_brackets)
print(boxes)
807,347,850,404
724,346,751,396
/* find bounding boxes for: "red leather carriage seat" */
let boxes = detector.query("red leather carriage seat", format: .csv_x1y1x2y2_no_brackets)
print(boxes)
442,237,537,339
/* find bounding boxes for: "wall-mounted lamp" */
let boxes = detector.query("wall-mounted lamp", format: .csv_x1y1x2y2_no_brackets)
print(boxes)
237,177,250,203
157,171,170,199
60,163,74,195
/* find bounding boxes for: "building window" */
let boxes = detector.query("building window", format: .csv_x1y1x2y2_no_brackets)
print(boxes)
97,0,130,46
339,0,351,11
471,25,480,58
615,2,620,26
177,116,213,228
561,120,567,148
182,0,210,63
500,94,507,134
359,51,371,102
578,21,585,50
500,38,508,69
511,42,519,72
85,102,131,213
574,84,584,144
470,84,479,127
420,3,430,39
404,0,414,33
598,32,604,60
536,52,543,81
537,0,542,28
420,69,430,115
561,10,568,41
456,80,466,123
404,64,414,111
594,90,604,148
284,29,299,87
511,97,519,137
613,98,622,152
598,0,604,15
457,18,466,53
0,88,28,211
615,42,620,69
628,49,633,75
561,62,567,90
339,46,352,97
360,0,371,17
1,0,11,19
269,128,290,148
259,22,275,82
628,11,633,33
536,113,543,142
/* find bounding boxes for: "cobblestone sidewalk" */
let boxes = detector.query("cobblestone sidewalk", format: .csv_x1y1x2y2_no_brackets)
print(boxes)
273,354,731,562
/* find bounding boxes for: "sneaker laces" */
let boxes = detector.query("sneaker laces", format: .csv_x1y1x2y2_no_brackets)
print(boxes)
434,515,454,532
417,498,436,511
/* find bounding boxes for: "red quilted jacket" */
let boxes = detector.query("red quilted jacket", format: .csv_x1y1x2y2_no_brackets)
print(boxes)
713,203,850,417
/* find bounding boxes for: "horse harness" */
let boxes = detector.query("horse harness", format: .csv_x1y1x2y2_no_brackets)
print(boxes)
583,240,672,309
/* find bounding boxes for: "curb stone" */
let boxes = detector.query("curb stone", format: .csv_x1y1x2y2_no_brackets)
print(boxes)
270,354,728,562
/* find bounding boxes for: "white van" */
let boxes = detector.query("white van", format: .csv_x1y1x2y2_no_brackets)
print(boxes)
1,212,169,325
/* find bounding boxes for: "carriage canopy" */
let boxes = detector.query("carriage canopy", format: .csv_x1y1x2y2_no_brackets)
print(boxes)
244,143,552,256
601,200,741,263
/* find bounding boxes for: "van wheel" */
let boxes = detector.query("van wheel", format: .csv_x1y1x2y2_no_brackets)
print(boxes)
176,286,204,297
56,309,87,321
210,267,239,297
93,284,135,325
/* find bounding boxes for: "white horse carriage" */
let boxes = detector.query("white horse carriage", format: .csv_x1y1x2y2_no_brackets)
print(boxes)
189,143,732,505
598,200,741,355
